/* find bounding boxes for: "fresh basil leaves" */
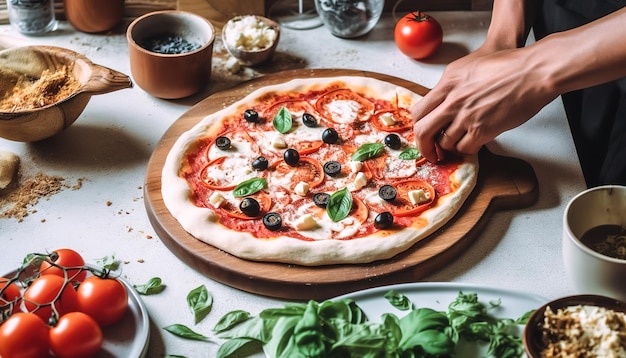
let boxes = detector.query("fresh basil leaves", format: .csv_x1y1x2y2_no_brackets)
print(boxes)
273,106,293,134
327,187,352,222
399,147,422,160
133,277,166,295
351,143,385,162
233,178,267,197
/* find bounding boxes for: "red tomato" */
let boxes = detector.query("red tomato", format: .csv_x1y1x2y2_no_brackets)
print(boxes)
394,11,443,59
0,312,50,358
49,312,103,358
23,274,79,323
77,276,128,326
40,248,87,282
0,277,21,315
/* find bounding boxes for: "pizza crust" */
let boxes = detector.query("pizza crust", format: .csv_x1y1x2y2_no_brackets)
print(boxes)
162,76,478,266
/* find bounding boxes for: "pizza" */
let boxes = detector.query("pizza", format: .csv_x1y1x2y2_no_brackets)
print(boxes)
161,76,478,266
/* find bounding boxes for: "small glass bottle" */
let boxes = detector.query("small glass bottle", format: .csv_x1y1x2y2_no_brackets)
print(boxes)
7,0,58,35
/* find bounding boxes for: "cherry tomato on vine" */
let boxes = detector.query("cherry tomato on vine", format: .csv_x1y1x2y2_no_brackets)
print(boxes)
0,312,50,358
49,312,103,358
23,274,79,323
394,11,443,59
0,277,21,315
40,248,87,282
77,276,128,326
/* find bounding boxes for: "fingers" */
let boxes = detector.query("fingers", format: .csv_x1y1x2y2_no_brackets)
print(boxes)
411,89,448,163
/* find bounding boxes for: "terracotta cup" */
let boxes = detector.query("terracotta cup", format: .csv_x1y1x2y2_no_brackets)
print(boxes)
63,0,125,33
126,10,215,99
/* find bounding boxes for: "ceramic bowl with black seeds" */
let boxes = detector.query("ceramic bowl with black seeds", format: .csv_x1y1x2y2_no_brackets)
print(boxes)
127,10,215,99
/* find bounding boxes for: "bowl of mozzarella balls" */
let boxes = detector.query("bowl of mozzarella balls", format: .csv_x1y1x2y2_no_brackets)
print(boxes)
222,15,280,66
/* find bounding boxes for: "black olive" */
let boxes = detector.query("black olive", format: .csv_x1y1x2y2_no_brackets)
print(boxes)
263,212,282,231
302,113,317,127
215,136,231,150
243,109,259,123
374,212,394,229
322,128,339,144
252,156,269,171
239,197,261,217
384,133,402,150
323,161,342,177
313,192,330,208
378,185,397,202
284,148,300,166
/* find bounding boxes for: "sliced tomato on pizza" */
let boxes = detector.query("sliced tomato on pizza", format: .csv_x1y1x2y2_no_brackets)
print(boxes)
218,191,273,220
200,155,264,190
370,108,414,132
269,157,324,191
388,179,436,217
366,152,421,181
315,89,376,124
206,130,260,161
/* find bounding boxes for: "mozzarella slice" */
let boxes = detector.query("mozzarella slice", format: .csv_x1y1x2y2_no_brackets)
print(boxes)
380,112,396,126
294,214,319,230
209,192,225,208
294,181,309,196
408,189,430,205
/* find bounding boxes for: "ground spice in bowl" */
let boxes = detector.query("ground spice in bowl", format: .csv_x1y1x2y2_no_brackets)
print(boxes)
0,65,80,112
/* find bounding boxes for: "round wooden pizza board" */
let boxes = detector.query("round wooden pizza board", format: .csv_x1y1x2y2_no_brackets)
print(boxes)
144,69,539,300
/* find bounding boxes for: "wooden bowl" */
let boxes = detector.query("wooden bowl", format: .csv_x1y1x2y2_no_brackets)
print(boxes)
0,45,132,142
222,15,280,66
523,294,626,357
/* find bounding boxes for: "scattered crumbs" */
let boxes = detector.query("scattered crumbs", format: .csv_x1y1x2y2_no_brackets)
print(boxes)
71,177,87,190
137,186,142,190
137,259,144,263
124,260,130,264
146,235,153,239
0,173,78,222
40,219,46,223
127,226,133,232
106,200,112,206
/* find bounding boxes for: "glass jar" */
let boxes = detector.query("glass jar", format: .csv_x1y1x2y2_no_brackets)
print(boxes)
315,0,384,38
7,0,57,35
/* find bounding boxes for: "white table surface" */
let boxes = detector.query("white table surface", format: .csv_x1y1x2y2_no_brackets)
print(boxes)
0,11,586,357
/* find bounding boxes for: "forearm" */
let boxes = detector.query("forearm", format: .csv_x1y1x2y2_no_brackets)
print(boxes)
482,0,539,51
528,7,626,95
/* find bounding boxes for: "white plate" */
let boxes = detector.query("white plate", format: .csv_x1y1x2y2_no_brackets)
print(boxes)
3,270,150,358
336,282,548,357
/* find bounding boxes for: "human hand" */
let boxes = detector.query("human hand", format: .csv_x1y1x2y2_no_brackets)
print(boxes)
412,47,557,163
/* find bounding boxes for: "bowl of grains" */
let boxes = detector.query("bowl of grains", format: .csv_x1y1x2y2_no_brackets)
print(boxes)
523,294,626,357
126,10,216,99
0,45,132,142
562,185,626,302
222,15,280,67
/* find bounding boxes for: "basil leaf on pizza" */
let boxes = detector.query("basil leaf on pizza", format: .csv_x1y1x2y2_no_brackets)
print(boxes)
273,106,293,134
351,143,385,162
327,188,353,222
399,147,422,160
233,178,267,197
162,76,479,265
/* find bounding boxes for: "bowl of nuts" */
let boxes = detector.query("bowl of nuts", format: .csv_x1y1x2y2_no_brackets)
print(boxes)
222,15,280,66
0,45,132,142
523,294,626,357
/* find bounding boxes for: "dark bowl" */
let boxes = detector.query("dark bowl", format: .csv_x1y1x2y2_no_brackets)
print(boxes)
523,294,626,357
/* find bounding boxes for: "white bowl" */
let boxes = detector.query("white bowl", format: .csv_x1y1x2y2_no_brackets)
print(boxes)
563,185,626,301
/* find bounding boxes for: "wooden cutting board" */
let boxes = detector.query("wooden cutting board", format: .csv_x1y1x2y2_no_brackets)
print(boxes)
143,69,539,300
